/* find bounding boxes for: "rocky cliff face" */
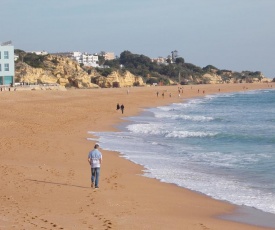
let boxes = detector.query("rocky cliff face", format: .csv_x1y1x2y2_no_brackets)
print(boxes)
15,55,100,88
15,54,270,88
15,55,145,88
200,71,271,84
92,70,144,88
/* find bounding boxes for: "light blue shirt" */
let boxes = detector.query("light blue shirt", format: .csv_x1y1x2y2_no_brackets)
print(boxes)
88,149,102,168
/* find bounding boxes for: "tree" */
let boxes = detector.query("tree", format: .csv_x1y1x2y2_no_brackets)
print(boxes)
23,53,47,68
105,59,120,69
96,67,113,77
175,57,185,64
98,56,105,66
146,78,159,85
202,65,218,72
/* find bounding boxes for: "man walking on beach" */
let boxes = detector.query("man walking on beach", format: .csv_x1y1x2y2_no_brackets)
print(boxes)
88,144,102,189
120,104,124,114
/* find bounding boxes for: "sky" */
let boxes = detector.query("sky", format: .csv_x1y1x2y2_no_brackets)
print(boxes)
1,0,275,78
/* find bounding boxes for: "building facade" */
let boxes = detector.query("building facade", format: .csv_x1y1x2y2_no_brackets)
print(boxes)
77,52,99,67
51,51,99,67
103,52,115,61
0,44,14,86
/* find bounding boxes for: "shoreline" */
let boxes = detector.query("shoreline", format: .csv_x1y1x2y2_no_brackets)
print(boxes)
89,86,275,229
0,83,274,229
220,205,275,229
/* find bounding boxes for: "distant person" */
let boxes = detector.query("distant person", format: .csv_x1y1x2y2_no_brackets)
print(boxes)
162,92,164,98
88,144,102,189
157,91,159,97
121,104,125,114
116,103,120,110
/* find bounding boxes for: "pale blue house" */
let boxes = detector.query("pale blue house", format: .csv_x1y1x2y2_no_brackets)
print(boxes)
0,43,15,86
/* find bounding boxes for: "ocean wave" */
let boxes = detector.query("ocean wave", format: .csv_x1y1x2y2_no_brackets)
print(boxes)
165,130,217,138
126,123,217,138
127,123,167,135
154,113,214,122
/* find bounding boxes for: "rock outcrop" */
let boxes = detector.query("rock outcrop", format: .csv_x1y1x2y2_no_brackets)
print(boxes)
15,55,100,88
92,70,144,88
15,55,145,88
202,73,223,84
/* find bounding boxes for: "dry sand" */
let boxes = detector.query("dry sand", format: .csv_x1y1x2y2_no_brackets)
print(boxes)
0,83,274,230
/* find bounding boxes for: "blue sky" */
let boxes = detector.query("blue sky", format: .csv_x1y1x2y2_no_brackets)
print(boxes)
1,0,275,78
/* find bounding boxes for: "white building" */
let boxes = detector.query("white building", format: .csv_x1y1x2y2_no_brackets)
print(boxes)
151,57,167,64
52,51,99,67
77,52,99,67
30,51,48,56
0,42,15,86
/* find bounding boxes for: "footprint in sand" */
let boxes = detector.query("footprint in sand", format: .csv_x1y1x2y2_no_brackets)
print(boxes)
199,223,210,230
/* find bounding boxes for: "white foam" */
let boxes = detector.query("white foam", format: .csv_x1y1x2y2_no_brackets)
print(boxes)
127,123,167,135
165,130,217,138
154,113,214,121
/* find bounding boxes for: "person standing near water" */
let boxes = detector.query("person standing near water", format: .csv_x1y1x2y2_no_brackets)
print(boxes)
120,104,125,114
88,144,102,189
116,103,120,110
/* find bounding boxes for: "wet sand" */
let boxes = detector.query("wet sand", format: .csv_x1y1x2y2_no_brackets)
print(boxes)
0,83,274,230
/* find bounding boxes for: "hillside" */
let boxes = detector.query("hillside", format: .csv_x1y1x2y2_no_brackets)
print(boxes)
14,50,271,88
15,51,144,88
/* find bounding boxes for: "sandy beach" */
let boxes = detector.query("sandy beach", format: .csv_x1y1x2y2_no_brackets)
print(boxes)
0,83,274,230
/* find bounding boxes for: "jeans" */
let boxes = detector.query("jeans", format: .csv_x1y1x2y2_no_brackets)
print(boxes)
91,167,100,187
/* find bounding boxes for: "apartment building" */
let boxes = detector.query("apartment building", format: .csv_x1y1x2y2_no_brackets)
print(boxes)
52,51,99,67
78,52,99,67
103,52,115,61
0,42,14,86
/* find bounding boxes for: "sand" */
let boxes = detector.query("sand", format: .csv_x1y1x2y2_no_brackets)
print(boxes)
0,83,274,230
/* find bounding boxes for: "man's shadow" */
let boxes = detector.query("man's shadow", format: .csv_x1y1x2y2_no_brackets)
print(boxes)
26,179,90,189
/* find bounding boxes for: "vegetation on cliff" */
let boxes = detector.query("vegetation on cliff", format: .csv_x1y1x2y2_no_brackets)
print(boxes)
14,49,270,87
96,50,267,85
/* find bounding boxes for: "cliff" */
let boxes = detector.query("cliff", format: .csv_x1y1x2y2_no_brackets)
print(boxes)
15,53,271,88
15,55,145,88
92,70,144,88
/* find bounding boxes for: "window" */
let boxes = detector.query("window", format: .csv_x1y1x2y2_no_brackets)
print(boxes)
4,51,9,59
0,51,1,59
0,64,1,71
4,63,9,71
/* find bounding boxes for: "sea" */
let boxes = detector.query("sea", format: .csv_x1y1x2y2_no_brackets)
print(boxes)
88,89,275,219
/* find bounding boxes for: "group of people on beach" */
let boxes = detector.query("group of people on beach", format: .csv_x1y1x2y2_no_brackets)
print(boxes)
156,86,212,99
116,103,125,114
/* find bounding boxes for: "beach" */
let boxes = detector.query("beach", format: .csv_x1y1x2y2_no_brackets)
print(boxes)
0,83,274,230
